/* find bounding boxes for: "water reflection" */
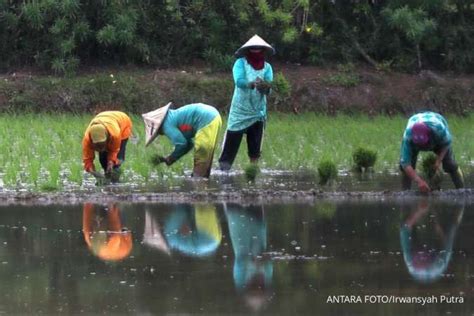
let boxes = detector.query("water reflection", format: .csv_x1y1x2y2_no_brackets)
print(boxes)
400,199,464,283
163,204,222,257
143,210,171,255
224,203,273,311
82,203,133,262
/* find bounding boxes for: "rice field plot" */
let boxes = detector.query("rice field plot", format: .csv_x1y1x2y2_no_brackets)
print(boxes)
0,113,472,191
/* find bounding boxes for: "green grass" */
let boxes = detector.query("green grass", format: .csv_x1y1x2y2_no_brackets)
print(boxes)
0,113,472,191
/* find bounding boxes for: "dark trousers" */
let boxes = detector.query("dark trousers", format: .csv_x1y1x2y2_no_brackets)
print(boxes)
99,139,128,172
400,145,460,189
218,121,264,170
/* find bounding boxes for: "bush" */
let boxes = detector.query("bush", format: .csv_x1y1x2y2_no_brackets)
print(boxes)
322,73,360,87
318,159,337,185
270,72,292,108
203,48,234,72
352,147,377,171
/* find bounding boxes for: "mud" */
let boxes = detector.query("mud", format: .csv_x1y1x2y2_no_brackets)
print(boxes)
0,188,472,205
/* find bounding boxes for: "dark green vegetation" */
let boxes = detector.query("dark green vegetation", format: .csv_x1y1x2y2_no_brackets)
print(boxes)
421,152,443,190
317,159,337,185
353,147,377,171
2,1,474,74
244,163,260,182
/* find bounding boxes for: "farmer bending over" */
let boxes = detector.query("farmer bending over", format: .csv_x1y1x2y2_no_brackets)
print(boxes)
82,111,132,182
219,35,274,170
399,111,464,192
143,103,221,178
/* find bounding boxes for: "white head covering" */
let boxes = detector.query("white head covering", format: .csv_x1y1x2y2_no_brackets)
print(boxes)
235,34,275,57
142,102,172,146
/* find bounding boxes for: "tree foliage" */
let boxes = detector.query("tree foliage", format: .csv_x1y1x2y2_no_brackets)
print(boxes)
1,0,474,73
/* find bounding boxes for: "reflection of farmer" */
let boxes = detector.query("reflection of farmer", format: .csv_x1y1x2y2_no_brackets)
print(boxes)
399,111,464,192
82,203,133,262
400,199,464,283
82,111,132,182
143,103,222,178
164,204,222,257
219,35,274,170
224,204,272,312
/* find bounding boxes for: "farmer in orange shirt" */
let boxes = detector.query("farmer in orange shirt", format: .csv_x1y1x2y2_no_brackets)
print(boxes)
82,111,132,182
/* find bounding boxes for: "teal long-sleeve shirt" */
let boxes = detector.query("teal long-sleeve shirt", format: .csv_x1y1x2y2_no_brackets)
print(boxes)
161,103,219,161
227,58,273,131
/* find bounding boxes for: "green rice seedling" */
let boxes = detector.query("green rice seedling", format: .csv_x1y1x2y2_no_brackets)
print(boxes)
0,113,472,191
352,147,377,172
42,160,62,191
28,159,41,187
244,163,260,182
3,165,18,187
133,160,152,182
421,153,442,190
68,162,83,186
40,183,59,192
318,159,337,185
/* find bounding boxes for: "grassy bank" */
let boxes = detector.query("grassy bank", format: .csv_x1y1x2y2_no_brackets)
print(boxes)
1,67,473,115
0,113,472,191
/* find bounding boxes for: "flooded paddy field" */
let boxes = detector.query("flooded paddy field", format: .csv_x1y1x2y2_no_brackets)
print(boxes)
0,198,472,315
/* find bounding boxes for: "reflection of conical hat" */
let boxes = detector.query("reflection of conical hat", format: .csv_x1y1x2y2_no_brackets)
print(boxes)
143,210,171,255
142,102,172,146
235,34,275,57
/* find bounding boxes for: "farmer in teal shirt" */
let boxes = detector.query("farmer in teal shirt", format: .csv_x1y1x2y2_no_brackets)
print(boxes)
142,103,221,178
219,35,274,170
399,111,464,192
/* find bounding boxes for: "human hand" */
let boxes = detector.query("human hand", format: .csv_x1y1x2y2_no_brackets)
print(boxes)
434,159,442,172
151,155,175,166
256,80,271,95
106,161,115,173
417,178,431,193
150,154,166,166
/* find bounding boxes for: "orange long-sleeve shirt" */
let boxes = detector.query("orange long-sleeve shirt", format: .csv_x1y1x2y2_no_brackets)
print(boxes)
82,111,132,171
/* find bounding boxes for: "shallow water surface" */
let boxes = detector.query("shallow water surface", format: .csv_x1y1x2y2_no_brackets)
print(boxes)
0,198,472,315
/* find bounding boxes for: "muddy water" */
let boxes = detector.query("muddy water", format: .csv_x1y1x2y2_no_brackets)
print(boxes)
0,199,472,315
101,169,474,194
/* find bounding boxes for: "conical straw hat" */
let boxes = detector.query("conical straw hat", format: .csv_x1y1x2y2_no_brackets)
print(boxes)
235,34,275,57
142,102,172,146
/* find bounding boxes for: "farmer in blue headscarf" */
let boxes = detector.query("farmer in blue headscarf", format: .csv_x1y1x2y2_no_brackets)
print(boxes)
399,111,464,192
219,35,275,171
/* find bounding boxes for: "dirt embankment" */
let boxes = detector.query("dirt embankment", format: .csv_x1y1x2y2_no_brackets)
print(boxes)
0,64,473,115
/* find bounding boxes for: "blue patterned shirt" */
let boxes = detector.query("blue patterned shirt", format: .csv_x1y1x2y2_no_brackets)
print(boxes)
162,103,219,160
400,112,452,167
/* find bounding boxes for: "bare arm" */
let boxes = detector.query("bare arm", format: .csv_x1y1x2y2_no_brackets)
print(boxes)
403,165,431,193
